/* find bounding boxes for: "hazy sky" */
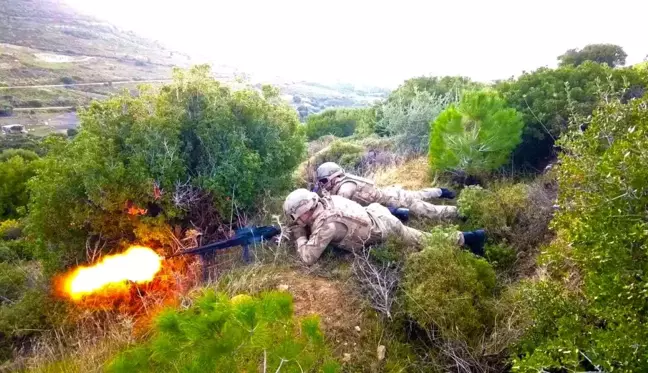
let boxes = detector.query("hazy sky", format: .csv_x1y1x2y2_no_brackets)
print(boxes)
64,0,646,88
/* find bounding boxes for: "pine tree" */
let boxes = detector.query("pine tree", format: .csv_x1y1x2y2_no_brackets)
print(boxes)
429,90,523,175
107,290,340,373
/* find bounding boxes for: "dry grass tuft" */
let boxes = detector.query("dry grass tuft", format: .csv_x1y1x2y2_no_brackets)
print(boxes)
371,156,433,189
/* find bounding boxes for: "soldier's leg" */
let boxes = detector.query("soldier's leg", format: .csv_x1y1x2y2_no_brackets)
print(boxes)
367,203,485,255
408,200,459,220
382,186,458,220
366,203,429,247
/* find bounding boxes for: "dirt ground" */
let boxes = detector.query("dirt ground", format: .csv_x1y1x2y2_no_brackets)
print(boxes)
0,110,77,136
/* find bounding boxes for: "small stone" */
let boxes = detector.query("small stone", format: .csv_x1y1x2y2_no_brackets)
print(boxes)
377,345,386,361
354,326,361,332
343,353,351,362
344,342,348,346
277,284,289,291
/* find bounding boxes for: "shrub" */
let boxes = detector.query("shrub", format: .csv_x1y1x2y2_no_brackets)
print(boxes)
378,89,452,155
107,290,340,373
0,152,38,219
0,149,39,162
60,77,76,85
401,227,497,344
429,90,524,176
26,65,305,269
495,61,648,168
484,243,517,272
458,181,555,253
0,101,12,117
0,219,23,240
512,95,648,371
66,128,78,137
311,140,364,171
0,266,64,363
458,184,528,241
388,76,484,106
304,107,375,140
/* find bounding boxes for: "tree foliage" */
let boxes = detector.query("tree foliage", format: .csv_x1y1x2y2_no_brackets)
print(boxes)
495,61,648,167
25,65,305,269
429,90,523,175
107,290,340,373
388,76,483,105
0,151,38,219
303,107,376,140
377,89,453,155
513,95,648,372
558,43,627,68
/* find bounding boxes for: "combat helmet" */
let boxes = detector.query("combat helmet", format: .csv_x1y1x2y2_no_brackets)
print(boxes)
283,188,319,223
316,162,345,190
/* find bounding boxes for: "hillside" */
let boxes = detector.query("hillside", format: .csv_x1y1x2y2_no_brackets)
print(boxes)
0,0,387,135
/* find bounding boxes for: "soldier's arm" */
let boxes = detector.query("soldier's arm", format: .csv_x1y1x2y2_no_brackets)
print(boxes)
295,222,336,266
336,182,357,199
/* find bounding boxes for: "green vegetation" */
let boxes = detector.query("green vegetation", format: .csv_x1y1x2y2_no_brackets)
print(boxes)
377,89,452,154
402,229,496,342
558,43,627,67
108,290,340,373
512,94,648,372
304,107,376,140
429,90,524,175
496,61,648,167
388,76,483,104
2,37,648,373
0,150,38,219
310,140,364,171
25,65,305,270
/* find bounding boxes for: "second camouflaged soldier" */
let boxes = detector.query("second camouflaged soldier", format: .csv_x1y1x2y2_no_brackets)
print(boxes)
283,188,486,266
315,162,458,220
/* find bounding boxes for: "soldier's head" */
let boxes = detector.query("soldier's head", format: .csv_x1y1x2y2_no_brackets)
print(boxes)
316,162,345,191
283,188,320,226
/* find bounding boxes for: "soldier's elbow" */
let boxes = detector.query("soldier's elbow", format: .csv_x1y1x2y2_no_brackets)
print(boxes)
299,253,317,266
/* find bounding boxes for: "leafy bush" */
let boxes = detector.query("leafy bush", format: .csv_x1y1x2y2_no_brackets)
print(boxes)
457,181,555,252
495,61,648,168
484,243,517,272
60,77,76,85
387,76,483,106
512,95,648,371
558,43,627,67
458,184,528,240
0,149,39,162
26,65,305,269
401,227,497,343
0,151,38,219
107,290,340,373
304,107,375,140
0,266,64,362
311,140,364,171
0,219,23,240
0,101,12,117
429,90,523,175
377,89,453,155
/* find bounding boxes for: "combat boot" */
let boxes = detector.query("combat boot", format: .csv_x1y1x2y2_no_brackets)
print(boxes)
461,229,486,257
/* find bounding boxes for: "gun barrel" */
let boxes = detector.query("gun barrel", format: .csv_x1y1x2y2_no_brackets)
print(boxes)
165,225,281,259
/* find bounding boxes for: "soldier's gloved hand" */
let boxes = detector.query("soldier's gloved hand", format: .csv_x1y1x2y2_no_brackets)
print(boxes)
292,225,308,240
439,188,456,199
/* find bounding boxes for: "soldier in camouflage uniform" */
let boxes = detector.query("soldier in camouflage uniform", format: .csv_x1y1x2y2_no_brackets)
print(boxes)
315,162,458,220
283,188,485,266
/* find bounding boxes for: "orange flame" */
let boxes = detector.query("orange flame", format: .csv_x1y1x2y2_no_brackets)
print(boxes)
61,246,163,301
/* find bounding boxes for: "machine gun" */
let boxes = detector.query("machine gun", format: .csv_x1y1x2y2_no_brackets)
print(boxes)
167,225,281,280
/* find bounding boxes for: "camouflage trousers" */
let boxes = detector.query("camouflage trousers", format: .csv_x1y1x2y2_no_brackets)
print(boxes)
366,203,464,247
379,186,458,220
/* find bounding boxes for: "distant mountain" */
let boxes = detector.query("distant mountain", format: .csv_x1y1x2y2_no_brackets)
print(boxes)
0,0,388,134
